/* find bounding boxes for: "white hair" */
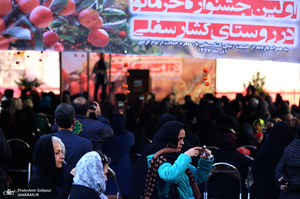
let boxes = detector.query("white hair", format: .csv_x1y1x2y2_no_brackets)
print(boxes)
52,136,66,156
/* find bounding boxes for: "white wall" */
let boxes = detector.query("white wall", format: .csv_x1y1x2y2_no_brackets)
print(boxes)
216,59,300,92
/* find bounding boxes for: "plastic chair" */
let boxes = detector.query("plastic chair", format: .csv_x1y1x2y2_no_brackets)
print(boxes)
106,167,122,199
204,162,242,199
7,139,32,188
244,155,254,199
240,145,257,150
240,145,257,158
246,169,254,199
206,146,220,151
218,126,237,135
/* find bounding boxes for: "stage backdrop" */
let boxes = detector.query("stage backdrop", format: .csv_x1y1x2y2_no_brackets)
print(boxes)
61,53,216,102
0,0,299,63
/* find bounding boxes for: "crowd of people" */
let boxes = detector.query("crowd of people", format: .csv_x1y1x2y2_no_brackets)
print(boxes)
1,84,300,199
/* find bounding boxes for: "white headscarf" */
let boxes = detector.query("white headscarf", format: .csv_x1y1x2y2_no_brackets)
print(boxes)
73,151,107,198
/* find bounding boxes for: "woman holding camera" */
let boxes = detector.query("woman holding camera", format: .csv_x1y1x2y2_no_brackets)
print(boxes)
144,121,213,199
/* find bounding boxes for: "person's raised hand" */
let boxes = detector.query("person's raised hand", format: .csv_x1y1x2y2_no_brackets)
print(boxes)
184,147,203,158
94,101,101,116
200,148,212,160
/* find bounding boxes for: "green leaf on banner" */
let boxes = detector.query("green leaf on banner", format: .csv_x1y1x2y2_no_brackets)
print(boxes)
74,0,81,4
16,12,36,33
102,18,126,29
50,0,68,13
59,35,75,43
103,0,114,8
51,21,63,28
4,27,32,40
75,0,96,11
102,8,125,16
34,29,44,51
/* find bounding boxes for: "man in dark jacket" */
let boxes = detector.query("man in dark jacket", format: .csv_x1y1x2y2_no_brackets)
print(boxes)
52,97,113,151
52,103,92,173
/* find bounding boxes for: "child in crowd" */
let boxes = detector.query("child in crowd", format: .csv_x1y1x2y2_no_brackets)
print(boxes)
253,118,265,145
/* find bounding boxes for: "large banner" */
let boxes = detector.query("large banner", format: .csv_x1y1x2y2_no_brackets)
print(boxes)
1,0,299,63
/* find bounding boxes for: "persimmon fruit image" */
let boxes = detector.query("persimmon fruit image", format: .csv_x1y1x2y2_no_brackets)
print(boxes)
29,6,53,28
203,67,208,73
205,82,210,86
78,8,99,27
18,0,39,14
85,16,103,29
87,29,109,47
0,0,12,16
0,17,5,34
54,42,64,51
0,36,9,50
119,30,126,38
43,31,59,47
58,0,75,16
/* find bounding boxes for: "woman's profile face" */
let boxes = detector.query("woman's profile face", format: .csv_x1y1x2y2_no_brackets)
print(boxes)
177,129,185,150
103,163,108,182
53,142,65,168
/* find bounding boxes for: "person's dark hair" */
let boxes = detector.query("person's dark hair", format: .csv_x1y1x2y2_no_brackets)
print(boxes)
55,103,75,128
248,85,257,94
114,93,127,102
4,89,14,99
95,150,111,165
184,95,192,102
71,97,89,115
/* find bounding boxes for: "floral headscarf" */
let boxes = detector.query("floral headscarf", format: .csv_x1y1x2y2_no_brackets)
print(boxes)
73,151,107,198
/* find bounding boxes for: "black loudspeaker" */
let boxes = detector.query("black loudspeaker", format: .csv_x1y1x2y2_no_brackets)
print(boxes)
126,69,151,107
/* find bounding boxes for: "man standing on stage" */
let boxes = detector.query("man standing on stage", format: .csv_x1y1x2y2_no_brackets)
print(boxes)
93,53,107,102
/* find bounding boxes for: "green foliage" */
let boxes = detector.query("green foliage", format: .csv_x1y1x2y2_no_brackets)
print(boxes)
15,77,43,91
243,71,267,95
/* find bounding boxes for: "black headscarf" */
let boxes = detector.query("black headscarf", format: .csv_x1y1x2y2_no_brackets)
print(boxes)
111,113,127,135
252,121,293,199
151,121,184,156
32,135,64,187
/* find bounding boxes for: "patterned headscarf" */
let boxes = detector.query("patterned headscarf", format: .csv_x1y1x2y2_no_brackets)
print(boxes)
73,151,107,198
